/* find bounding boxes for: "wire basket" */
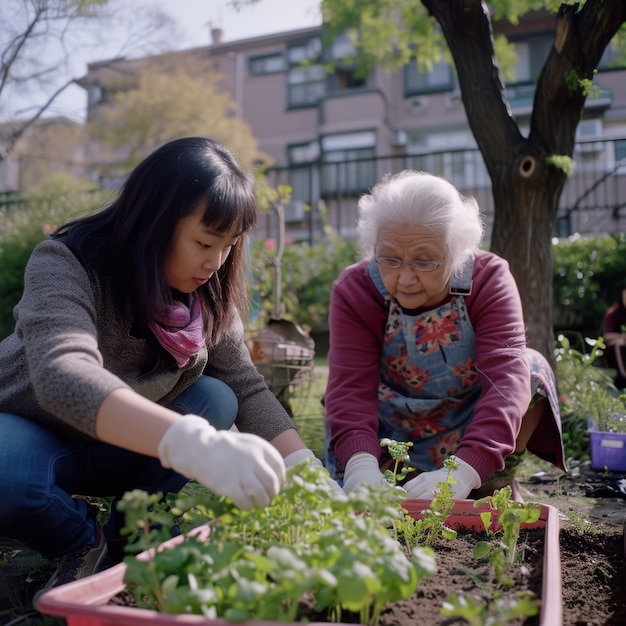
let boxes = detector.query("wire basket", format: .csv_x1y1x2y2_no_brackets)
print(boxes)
248,322,315,415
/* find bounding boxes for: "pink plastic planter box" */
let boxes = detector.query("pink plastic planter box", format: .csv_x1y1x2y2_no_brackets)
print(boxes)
36,498,562,626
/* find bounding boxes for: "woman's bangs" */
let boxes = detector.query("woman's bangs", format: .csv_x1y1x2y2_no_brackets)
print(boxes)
201,186,258,235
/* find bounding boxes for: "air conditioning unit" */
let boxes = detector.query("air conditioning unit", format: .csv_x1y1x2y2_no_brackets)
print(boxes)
390,130,408,147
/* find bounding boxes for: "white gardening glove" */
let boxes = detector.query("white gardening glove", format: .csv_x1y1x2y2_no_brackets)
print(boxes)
284,449,345,497
158,415,286,510
342,452,389,494
403,455,481,500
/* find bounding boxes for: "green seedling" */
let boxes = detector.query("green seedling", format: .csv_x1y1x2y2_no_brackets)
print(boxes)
441,590,539,625
122,461,436,625
441,486,542,624
380,437,416,485
474,486,542,565
396,456,460,548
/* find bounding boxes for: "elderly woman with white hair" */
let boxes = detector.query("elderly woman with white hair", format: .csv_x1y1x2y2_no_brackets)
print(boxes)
324,170,565,500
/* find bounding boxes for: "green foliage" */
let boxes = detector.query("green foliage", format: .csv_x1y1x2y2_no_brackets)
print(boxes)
322,0,438,73
555,334,626,441
0,189,107,341
380,438,417,485
474,487,542,567
439,486,542,625
122,462,436,625
395,457,461,549
552,233,626,335
118,451,548,625
487,1,571,25
249,215,360,332
89,61,268,172
564,67,598,96
441,590,539,626
545,154,575,175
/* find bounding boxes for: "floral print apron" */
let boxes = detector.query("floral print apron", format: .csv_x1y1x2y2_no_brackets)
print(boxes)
369,258,481,471
324,256,565,480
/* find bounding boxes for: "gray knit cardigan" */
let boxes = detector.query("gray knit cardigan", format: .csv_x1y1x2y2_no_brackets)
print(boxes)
0,239,295,443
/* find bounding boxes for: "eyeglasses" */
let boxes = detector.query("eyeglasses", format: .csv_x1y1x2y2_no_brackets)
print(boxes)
375,256,445,272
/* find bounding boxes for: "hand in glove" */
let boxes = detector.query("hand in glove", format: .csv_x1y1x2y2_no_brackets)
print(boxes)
158,415,285,510
403,456,481,500
342,452,389,494
284,448,345,497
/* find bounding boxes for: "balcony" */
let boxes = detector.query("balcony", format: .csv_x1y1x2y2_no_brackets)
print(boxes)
261,137,626,244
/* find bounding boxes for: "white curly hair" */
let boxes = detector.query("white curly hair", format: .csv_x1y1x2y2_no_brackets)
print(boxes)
356,170,484,280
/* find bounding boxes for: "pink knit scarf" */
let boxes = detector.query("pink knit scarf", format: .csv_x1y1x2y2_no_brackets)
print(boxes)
148,296,205,368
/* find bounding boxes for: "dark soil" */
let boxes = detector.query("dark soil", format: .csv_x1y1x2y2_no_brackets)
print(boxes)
294,529,545,625
517,458,626,626
2,457,626,626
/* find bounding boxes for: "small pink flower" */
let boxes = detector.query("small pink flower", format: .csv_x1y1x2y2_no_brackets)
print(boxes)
43,224,57,235
265,238,276,251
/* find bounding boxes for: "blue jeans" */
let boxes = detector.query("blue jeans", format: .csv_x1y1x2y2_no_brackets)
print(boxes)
0,375,237,559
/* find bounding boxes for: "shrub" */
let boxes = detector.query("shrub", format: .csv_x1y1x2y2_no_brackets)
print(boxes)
0,183,108,341
552,233,626,336
554,333,626,460
249,221,360,333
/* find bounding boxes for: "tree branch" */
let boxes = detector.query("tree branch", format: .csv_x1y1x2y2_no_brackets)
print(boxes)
421,0,523,176
531,0,626,155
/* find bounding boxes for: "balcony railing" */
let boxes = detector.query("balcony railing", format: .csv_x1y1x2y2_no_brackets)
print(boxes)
262,138,626,244
2,139,624,245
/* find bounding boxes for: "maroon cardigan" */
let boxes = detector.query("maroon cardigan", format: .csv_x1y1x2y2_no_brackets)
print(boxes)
325,249,547,481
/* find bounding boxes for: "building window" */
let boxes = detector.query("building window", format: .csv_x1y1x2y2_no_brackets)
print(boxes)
287,38,322,65
285,34,369,107
323,34,367,93
404,59,454,96
509,34,552,84
249,53,285,75
327,64,366,92
288,141,320,203
321,131,376,197
616,139,626,163
405,130,489,189
286,37,325,108
598,39,626,71
287,64,326,107
87,84,104,105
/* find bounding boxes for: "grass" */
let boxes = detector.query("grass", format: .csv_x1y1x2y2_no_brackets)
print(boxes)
287,358,328,460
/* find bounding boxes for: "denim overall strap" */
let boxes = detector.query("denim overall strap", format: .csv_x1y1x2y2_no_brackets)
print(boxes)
449,256,475,296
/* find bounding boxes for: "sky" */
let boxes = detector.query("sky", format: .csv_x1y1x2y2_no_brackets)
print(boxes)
11,0,321,122
179,0,321,45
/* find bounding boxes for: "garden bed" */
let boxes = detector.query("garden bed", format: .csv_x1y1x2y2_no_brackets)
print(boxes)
36,497,560,626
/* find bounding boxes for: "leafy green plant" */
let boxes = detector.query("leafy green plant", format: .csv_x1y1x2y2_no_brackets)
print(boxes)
441,590,539,626
115,451,552,626
122,462,437,625
555,334,626,440
394,457,460,549
439,487,542,625
379,438,416,485
552,233,626,336
0,186,106,341
474,487,542,567
249,207,359,333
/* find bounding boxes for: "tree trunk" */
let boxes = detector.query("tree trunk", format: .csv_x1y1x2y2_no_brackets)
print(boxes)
423,0,626,361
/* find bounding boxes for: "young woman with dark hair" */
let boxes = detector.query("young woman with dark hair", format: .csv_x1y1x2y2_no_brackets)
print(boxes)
0,137,329,598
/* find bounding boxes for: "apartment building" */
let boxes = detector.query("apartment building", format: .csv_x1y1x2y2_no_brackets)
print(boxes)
79,12,626,241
